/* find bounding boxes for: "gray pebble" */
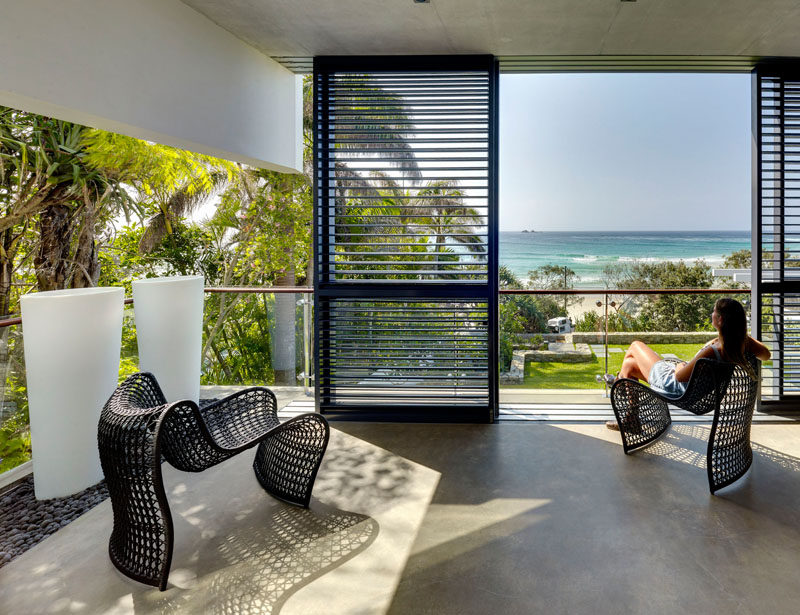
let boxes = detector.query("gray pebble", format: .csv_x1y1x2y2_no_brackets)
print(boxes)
0,474,110,568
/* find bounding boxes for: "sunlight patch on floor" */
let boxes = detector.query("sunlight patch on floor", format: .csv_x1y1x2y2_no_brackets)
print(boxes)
0,429,440,615
406,498,551,575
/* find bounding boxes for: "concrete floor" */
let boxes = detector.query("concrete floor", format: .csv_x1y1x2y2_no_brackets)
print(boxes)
369,422,800,615
3,419,800,614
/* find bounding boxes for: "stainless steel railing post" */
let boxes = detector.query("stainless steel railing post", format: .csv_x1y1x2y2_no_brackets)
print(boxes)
303,295,312,396
604,293,609,397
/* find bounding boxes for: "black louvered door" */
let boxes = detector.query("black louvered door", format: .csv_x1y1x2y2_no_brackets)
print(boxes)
313,56,498,421
754,64,800,406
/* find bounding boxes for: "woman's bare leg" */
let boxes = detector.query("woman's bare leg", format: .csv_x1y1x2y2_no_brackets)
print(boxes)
618,340,662,383
607,340,664,431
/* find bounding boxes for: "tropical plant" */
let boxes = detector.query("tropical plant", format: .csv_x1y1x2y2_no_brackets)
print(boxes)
527,264,581,316
82,130,238,252
724,249,751,269
0,109,131,309
339,173,485,280
198,165,312,384
619,260,716,331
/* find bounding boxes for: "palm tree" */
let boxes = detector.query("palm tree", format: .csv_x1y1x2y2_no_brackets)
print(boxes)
337,171,486,280
81,130,238,254
305,75,421,275
0,110,132,305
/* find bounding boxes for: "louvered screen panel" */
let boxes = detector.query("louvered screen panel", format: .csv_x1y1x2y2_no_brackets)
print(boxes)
756,67,800,404
318,68,490,284
317,299,489,411
314,56,498,421
758,293,800,400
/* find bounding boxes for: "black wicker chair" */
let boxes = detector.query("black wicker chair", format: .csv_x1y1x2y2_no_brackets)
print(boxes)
97,372,329,591
610,354,759,494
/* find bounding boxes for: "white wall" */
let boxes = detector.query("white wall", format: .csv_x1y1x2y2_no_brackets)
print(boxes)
0,0,302,173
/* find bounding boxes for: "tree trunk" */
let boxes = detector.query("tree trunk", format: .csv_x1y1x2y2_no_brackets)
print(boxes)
273,261,296,385
203,324,233,382
272,176,298,386
0,229,17,317
435,226,446,273
70,235,99,288
35,205,72,291
71,197,99,288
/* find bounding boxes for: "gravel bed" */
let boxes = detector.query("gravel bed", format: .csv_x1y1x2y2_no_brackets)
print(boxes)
0,475,109,568
0,399,218,569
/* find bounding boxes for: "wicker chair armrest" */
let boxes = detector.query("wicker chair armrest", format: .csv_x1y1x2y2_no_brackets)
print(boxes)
102,373,170,420
109,372,169,413
201,386,279,422
195,387,280,452
112,399,173,419
253,413,330,507
611,377,659,401
610,377,672,453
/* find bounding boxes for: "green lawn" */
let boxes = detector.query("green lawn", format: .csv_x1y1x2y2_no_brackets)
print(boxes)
504,343,708,389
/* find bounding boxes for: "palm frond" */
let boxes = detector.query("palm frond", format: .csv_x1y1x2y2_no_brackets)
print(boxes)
139,212,168,253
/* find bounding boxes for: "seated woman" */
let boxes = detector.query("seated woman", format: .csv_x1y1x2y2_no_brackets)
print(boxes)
604,297,771,430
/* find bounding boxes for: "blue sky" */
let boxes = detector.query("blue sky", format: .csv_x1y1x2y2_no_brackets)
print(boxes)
499,73,751,232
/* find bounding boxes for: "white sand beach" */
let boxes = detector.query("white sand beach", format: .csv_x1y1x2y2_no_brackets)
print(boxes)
568,295,605,321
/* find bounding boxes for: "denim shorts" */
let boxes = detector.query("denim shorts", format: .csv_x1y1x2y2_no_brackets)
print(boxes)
648,360,688,399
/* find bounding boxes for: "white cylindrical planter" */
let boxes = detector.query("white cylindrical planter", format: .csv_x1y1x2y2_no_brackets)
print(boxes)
133,275,204,404
21,287,124,500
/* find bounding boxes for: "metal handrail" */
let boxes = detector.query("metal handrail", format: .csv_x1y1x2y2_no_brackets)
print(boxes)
498,288,739,295
0,286,742,329
205,286,313,294
498,287,745,395
0,286,742,398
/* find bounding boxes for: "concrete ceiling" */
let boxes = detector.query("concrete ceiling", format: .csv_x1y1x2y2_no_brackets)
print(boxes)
180,0,800,63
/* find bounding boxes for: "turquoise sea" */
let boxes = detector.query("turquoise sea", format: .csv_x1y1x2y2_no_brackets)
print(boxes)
499,231,751,288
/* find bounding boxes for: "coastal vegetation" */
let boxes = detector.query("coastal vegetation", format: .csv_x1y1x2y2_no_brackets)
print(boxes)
499,257,749,371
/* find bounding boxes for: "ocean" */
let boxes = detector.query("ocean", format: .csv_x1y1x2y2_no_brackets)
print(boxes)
499,230,751,288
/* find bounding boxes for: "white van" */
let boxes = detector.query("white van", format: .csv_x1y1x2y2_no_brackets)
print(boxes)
547,316,572,334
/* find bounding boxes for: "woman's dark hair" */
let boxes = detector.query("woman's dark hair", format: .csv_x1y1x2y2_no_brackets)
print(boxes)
715,298,756,379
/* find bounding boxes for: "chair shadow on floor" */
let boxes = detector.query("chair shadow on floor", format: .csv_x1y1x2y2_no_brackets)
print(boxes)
130,431,426,614
635,424,711,469
311,435,417,513
629,423,800,525
135,501,379,615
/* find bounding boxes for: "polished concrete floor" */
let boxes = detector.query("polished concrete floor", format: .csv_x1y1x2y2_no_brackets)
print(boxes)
354,422,800,614
3,419,800,614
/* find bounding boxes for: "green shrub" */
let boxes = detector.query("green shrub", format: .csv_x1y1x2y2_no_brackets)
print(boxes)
0,407,31,472
575,311,601,332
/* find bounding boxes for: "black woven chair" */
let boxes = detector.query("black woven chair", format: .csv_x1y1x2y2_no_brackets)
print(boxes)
97,372,329,591
610,354,759,494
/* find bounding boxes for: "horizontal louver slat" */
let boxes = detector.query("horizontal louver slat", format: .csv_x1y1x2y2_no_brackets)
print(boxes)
316,67,490,284
318,299,490,407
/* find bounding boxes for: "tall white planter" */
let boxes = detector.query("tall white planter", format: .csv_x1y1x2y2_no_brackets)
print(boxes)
21,287,124,500
133,275,204,403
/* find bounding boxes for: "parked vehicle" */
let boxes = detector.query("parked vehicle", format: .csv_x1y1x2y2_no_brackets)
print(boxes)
547,316,572,334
